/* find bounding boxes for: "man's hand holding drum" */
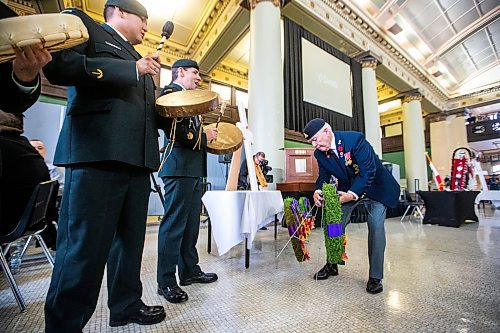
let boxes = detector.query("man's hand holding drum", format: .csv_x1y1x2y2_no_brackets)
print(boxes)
12,44,51,84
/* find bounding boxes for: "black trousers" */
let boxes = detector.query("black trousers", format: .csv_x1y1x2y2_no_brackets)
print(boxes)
0,134,49,235
44,163,150,333
157,177,202,288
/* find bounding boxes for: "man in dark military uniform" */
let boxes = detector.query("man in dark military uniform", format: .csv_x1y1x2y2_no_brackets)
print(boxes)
157,59,219,304
42,1,166,331
303,118,400,294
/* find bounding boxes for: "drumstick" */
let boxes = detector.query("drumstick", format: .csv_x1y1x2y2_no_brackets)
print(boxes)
215,103,226,128
156,21,174,55
210,103,226,143
153,21,174,96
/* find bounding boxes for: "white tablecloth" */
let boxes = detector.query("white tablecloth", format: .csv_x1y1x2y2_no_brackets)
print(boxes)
202,191,284,255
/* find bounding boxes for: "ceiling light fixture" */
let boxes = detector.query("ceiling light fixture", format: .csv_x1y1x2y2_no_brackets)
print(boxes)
385,18,402,35
428,65,442,77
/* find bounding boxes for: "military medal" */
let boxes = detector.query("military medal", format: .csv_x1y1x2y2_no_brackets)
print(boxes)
187,132,194,140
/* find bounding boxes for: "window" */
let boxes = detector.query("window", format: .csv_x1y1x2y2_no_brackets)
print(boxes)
211,83,231,104
235,89,248,110
160,68,172,88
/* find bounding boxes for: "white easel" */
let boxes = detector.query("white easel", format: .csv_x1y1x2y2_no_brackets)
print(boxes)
225,102,259,191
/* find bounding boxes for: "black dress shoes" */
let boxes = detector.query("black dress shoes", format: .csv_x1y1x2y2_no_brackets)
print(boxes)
313,263,339,280
109,303,166,327
366,277,383,294
180,272,218,286
158,285,189,304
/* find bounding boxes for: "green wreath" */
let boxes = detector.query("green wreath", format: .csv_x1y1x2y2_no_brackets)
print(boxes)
322,183,347,264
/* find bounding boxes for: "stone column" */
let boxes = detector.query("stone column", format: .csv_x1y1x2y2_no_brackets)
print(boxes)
356,52,382,157
400,90,428,193
247,0,284,189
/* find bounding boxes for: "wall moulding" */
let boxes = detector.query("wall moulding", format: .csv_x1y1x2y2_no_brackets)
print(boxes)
212,64,248,90
7,0,35,15
191,0,240,63
446,86,500,111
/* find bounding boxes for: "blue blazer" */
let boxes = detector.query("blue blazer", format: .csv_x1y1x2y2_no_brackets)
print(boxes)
315,131,400,208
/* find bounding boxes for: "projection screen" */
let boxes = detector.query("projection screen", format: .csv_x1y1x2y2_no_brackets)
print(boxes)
301,38,353,117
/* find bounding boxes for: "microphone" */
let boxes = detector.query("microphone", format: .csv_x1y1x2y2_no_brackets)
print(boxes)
156,21,174,55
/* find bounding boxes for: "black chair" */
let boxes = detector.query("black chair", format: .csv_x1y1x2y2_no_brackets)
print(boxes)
0,180,59,312
400,190,424,222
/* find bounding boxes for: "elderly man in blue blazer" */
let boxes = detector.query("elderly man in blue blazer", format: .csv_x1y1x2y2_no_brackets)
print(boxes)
303,118,400,294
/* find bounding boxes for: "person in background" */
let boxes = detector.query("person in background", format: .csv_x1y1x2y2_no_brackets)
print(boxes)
29,139,65,185
42,0,165,330
29,139,62,250
156,58,218,305
237,151,269,230
303,118,400,294
237,151,266,190
0,2,52,237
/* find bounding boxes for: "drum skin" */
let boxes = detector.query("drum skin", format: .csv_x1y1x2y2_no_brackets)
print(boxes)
204,122,243,155
0,13,89,63
156,90,219,118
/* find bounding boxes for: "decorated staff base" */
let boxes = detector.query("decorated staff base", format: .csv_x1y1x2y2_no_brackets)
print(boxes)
283,197,315,262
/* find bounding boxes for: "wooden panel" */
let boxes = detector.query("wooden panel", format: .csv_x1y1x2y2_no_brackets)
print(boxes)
284,128,309,143
284,148,318,182
276,182,316,192
203,105,240,125
382,131,430,153
41,74,67,99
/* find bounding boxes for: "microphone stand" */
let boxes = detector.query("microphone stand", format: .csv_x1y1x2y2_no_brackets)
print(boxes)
150,21,174,213
150,173,165,209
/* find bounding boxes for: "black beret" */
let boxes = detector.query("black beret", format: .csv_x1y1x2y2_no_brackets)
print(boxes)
172,59,199,70
303,118,326,139
105,0,148,18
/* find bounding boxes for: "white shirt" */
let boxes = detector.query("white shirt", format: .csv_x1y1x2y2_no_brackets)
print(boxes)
12,72,38,94
330,134,338,157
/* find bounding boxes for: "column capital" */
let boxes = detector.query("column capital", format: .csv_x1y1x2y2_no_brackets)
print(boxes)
246,0,283,10
398,89,423,104
354,51,381,69
426,108,467,123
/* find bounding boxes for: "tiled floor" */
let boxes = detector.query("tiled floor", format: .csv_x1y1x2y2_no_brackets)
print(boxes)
1,206,500,332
